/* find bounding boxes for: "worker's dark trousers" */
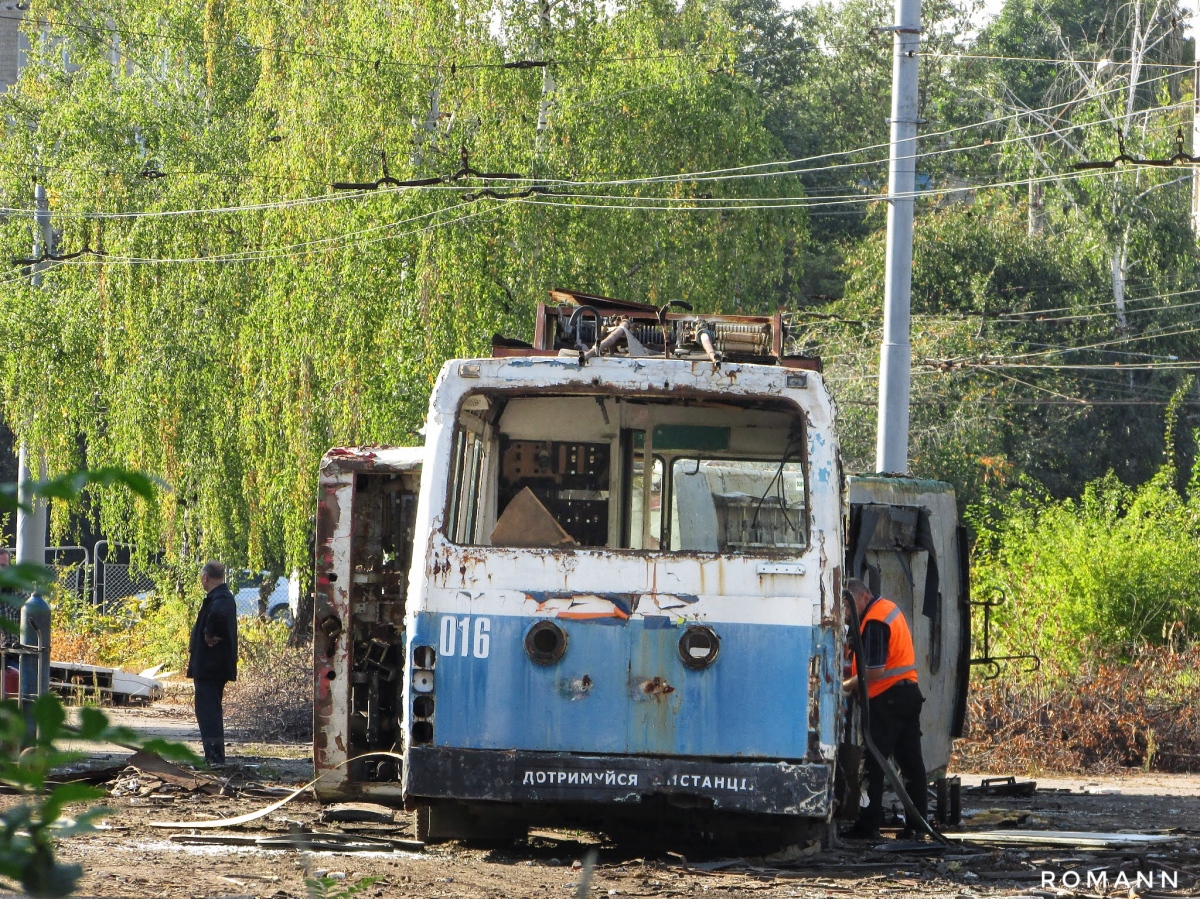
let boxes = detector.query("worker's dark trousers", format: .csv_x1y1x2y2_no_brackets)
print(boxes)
860,681,927,831
193,678,227,764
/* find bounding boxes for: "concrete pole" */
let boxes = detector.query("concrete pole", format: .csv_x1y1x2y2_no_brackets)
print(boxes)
15,183,52,569
874,0,922,475
19,594,51,729
15,445,46,567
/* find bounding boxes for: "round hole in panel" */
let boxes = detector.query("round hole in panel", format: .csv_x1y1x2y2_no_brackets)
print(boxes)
524,620,568,665
678,625,720,670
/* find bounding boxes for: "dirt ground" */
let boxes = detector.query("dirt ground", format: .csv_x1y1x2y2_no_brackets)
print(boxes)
11,704,1200,899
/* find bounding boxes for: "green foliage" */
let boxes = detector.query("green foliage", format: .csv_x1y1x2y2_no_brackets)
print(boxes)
51,589,193,673
0,469,192,897
0,0,804,577
969,459,1200,664
52,569,292,674
0,0,1198,603
0,692,193,898
0,694,104,898
304,875,382,899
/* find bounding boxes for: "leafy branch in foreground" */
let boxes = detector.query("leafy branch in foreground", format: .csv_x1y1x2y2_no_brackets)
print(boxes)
0,695,196,897
0,467,186,897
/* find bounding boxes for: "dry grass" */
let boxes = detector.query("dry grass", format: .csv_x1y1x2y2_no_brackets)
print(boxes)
956,644,1200,774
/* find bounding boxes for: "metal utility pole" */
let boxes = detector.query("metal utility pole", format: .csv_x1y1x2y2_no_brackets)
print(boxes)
1192,12,1200,236
15,183,51,569
874,0,923,475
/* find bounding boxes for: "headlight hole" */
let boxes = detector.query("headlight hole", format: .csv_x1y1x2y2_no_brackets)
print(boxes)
678,625,720,669
525,620,568,665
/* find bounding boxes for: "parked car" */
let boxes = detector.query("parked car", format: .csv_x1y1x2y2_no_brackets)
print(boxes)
231,572,298,626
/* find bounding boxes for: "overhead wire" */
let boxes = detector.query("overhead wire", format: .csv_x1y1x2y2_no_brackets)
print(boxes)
2,29,1192,288
962,361,1200,370
964,317,1200,364
534,66,1184,190
511,166,1134,211
890,280,1200,326
56,10,1196,81
843,398,1196,405
47,15,873,76
920,51,1193,70
31,202,502,267
0,54,1182,221
997,292,1200,324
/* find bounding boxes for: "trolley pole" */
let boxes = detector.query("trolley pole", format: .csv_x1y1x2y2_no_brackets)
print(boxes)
15,184,51,570
874,0,922,475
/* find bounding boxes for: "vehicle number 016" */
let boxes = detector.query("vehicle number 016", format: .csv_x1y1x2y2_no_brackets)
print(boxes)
439,615,491,659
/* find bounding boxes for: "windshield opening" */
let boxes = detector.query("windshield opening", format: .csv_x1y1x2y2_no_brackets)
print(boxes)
443,393,808,554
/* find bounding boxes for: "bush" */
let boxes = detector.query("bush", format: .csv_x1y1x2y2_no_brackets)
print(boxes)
51,592,311,737
225,618,312,743
958,643,1200,773
50,592,194,674
968,467,1200,664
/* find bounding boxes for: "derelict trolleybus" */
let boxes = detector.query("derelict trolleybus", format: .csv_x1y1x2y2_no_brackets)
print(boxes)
312,290,970,844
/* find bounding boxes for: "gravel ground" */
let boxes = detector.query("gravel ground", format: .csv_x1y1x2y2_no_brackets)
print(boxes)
9,705,1200,899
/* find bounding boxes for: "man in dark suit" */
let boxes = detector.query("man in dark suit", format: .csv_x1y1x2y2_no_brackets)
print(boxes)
187,561,238,765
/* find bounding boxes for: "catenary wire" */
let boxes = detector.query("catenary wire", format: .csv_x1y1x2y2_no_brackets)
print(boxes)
0,67,1182,221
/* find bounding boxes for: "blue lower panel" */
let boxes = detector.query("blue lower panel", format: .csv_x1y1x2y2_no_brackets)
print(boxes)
410,612,822,758
405,746,832,817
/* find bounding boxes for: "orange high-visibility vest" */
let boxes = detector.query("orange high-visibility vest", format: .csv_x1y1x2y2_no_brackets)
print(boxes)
850,598,918,699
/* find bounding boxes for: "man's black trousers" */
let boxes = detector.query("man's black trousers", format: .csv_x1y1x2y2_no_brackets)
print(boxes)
193,678,227,764
860,680,927,830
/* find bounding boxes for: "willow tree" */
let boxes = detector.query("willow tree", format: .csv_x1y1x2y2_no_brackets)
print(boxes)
0,0,805,575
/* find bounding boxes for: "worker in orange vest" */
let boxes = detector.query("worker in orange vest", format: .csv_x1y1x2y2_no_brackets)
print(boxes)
841,577,928,841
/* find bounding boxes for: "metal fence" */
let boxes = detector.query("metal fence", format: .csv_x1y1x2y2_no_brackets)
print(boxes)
92,540,157,610
1,542,160,610
1,544,92,602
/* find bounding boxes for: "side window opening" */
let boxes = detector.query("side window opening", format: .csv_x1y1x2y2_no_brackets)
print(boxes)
626,446,664,550
447,428,488,544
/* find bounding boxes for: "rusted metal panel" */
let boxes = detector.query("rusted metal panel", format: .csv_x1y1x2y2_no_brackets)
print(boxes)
531,291,821,368
845,476,964,779
314,446,423,803
780,356,823,372
313,468,355,799
406,746,832,816
402,357,845,776
320,446,423,475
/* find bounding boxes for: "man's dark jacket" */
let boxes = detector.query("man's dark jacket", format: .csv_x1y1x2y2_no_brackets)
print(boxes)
187,583,237,682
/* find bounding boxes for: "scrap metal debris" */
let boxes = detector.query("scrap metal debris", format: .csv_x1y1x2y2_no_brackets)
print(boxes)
149,751,404,829
170,832,422,853
109,750,221,799
965,776,1037,797
52,662,166,705
961,808,1050,828
943,829,1184,848
319,803,395,825
106,751,300,803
